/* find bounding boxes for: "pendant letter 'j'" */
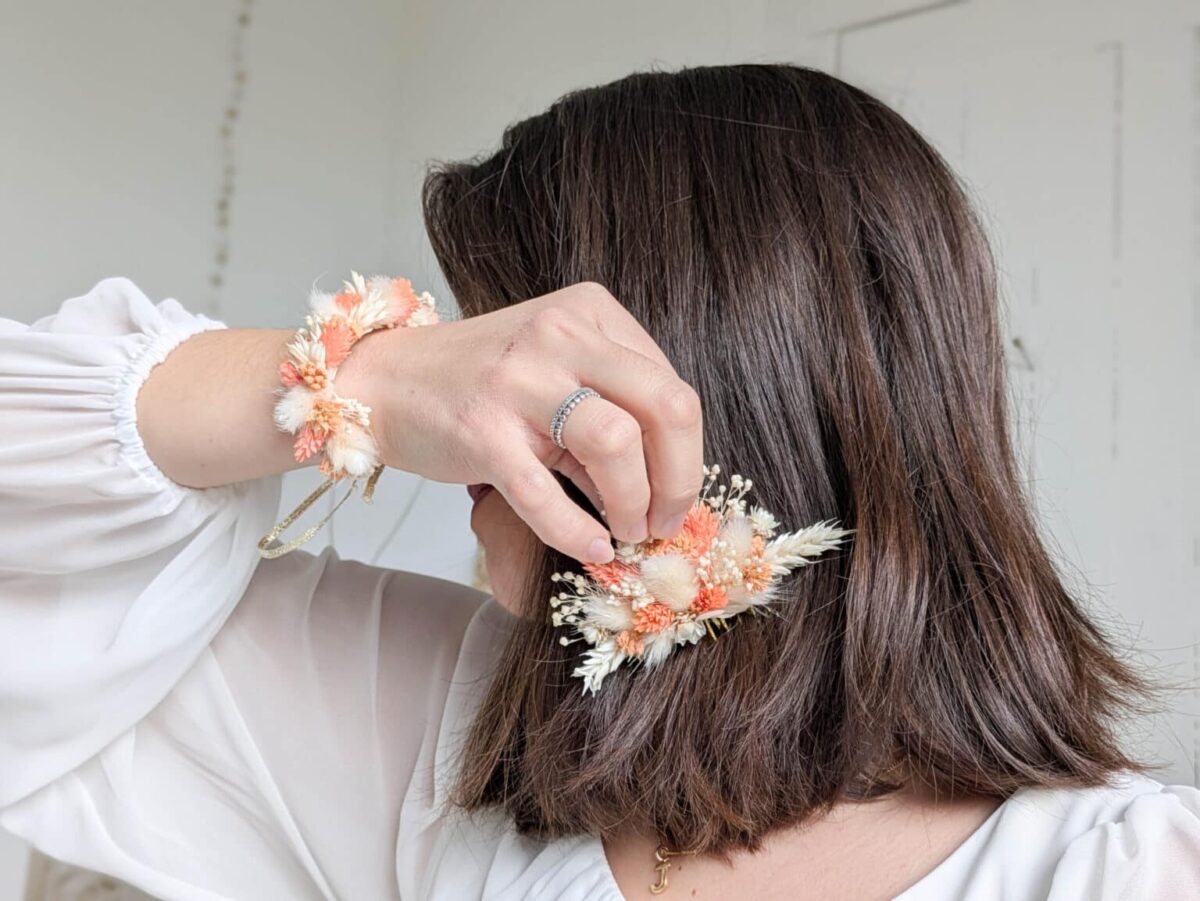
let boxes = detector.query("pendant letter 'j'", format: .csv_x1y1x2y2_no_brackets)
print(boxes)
649,844,698,895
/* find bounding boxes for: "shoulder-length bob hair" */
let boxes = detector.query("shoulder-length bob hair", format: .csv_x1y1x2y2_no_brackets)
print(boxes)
423,64,1145,854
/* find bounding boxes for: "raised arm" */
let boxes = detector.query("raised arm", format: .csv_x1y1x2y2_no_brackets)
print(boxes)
0,276,702,897
138,280,705,562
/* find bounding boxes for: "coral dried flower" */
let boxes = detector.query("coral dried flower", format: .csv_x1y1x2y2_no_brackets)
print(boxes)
616,630,644,656
293,422,328,462
319,316,356,369
740,549,774,593
278,360,303,388
298,361,328,391
690,584,729,615
659,503,719,560
387,277,421,325
333,291,359,314
308,397,344,434
583,558,637,590
632,601,674,634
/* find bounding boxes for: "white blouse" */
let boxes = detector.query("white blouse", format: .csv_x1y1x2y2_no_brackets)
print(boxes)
0,278,1198,901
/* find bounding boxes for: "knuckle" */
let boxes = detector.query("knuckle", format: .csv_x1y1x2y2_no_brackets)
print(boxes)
665,486,700,511
572,281,613,306
505,465,555,514
618,481,652,513
584,412,640,459
657,380,702,430
529,305,580,344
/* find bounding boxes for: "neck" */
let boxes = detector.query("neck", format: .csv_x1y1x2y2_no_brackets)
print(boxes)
604,785,1002,900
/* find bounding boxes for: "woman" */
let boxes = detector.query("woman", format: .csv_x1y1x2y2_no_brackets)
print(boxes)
1,64,1197,900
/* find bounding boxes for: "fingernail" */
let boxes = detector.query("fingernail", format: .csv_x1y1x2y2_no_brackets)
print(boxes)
654,513,687,539
587,537,615,563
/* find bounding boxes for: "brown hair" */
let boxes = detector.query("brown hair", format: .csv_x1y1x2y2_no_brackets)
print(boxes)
423,64,1146,854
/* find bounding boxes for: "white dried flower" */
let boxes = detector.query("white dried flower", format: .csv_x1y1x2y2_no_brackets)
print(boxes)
674,620,706,645
339,397,372,427
641,627,681,668
273,387,316,433
287,334,326,370
572,641,626,694
718,516,756,562
583,594,635,633
748,506,779,536
765,522,851,572
309,290,341,320
324,423,378,478
639,552,699,612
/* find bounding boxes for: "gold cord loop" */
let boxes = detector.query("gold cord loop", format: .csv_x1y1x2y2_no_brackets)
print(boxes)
257,464,385,559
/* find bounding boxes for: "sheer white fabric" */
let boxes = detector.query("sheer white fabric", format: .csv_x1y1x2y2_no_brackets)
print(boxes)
0,279,1197,900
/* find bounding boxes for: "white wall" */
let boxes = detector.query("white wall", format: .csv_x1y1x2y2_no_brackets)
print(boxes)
0,0,1195,896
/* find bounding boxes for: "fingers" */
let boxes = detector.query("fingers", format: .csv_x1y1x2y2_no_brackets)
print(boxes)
570,338,704,538
550,451,606,518
491,444,615,564
557,395,651,543
492,282,702,549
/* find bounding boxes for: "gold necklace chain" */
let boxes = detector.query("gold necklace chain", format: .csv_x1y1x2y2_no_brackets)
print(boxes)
649,844,700,895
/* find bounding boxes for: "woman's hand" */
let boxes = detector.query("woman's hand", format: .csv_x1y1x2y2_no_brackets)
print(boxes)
338,282,704,562
138,282,703,564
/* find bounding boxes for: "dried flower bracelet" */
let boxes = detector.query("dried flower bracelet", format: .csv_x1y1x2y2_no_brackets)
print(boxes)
257,272,439,558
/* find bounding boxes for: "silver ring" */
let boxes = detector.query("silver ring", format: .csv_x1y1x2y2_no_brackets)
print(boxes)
550,387,600,449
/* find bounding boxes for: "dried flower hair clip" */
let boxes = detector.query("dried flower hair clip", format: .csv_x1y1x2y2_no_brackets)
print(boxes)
551,466,850,694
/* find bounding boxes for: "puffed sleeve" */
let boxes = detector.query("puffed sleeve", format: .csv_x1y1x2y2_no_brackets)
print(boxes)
1048,783,1200,899
0,278,282,807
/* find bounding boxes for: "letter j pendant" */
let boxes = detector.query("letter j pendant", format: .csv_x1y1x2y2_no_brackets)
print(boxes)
649,844,699,895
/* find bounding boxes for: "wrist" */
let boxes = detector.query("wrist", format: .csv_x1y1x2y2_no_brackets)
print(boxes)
259,273,439,558
332,325,394,463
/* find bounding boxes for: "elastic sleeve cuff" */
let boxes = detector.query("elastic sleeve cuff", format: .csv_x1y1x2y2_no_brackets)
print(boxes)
112,309,228,497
